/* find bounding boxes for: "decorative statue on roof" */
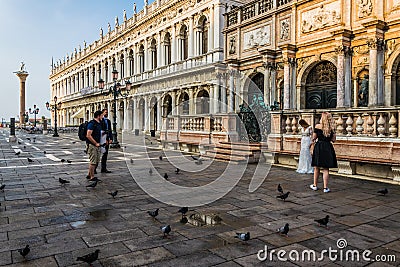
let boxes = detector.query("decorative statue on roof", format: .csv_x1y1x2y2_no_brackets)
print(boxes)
108,22,111,33
115,16,119,27
133,3,137,14
123,10,127,21
100,27,103,37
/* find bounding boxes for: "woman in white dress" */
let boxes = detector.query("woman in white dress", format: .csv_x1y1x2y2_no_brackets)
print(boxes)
296,119,314,174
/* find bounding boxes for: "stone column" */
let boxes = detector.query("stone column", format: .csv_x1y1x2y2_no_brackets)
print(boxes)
133,98,138,131
209,5,214,52
171,24,176,63
264,64,271,106
283,58,290,110
209,84,214,114
367,38,378,107
214,4,224,52
221,74,227,113
188,15,194,58
15,71,29,127
144,96,149,131
171,90,177,115
235,72,241,112
188,88,195,115
344,47,352,107
377,43,385,106
156,95,161,131
336,45,346,108
290,59,297,110
123,98,128,130
229,69,235,112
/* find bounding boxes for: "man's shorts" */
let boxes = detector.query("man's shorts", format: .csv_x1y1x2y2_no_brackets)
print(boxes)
88,144,101,165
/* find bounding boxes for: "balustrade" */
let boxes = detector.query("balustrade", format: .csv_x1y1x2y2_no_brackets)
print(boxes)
278,108,399,139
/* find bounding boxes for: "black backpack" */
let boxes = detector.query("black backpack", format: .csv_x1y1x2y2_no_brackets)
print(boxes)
78,121,88,141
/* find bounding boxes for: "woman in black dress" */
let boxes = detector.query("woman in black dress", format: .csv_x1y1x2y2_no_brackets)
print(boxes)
310,112,337,193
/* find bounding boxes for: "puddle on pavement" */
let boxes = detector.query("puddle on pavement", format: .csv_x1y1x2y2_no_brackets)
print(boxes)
71,220,86,228
89,209,109,220
187,213,223,227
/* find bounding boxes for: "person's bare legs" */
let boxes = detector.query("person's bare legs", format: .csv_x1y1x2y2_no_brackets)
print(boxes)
89,164,96,179
313,167,320,186
322,169,329,189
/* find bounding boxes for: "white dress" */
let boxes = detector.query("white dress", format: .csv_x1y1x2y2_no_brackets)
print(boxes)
296,126,314,174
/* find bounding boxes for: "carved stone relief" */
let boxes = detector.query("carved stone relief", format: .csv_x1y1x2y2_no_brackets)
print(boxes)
243,25,271,49
386,39,398,58
280,19,290,41
394,0,400,8
301,3,341,33
229,36,236,55
358,0,373,18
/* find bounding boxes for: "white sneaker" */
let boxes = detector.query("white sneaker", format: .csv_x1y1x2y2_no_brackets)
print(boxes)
323,188,331,193
310,184,318,191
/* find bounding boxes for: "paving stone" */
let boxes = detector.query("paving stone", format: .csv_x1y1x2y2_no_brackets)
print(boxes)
360,206,399,219
82,228,148,247
233,253,300,266
8,223,71,240
326,230,384,250
333,213,376,227
210,238,266,261
348,224,400,243
101,247,174,266
0,251,12,266
7,256,58,267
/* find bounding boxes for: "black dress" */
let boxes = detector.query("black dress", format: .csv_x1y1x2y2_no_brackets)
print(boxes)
311,128,337,168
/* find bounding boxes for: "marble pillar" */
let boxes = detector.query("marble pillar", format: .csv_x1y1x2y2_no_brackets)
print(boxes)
15,71,29,127
144,97,149,131
157,95,162,131
264,65,270,106
229,70,235,112
189,88,195,115
221,75,227,113
344,48,352,107
367,38,378,107
283,59,290,110
336,46,346,108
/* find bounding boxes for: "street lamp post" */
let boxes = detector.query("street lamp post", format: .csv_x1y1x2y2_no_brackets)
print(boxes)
46,96,61,137
28,104,40,128
98,69,131,148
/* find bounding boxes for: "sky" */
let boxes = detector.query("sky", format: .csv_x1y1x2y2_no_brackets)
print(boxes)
0,0,146,122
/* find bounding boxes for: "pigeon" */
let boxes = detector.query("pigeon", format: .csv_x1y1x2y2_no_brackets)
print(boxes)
33,139,35,143
18,141,21,144
61,159,66,163
18,245,30,257
178,207,189,217
76,249,100,265
27,158,33,163
23,146,26,149
86,181,98,188
276,191,290,201
277,184,283,194
130,158,134,164
235,232,250,242
175,168,180,174
59,178,70,185
72,141,76,144
67,160,72,164
191,155,200,161
377,188,388,196
164,173,168,180
159,155,163,161
26,138,31,141
148,208,159,218
149,168,153,175
277,223,290,236
43,151,46,154
15,151,21,156
0,184,5,191
315,215,330,228
108,190,118,198
161,224,171,238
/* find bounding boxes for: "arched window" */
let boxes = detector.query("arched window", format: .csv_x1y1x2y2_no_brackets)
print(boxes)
119,54,124,79
150,39,157,69
200,18,208,55
91,66,96,87
179,25,188,61
164,33,172,65
139,45,145,73
196,89,210,114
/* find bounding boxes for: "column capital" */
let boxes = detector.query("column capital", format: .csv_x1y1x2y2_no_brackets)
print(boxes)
367,38,384,50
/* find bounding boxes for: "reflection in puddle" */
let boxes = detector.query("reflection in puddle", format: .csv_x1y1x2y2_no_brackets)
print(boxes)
71,221,86,228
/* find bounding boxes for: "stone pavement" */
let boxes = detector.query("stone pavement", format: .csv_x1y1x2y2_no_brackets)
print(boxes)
0,129,399,267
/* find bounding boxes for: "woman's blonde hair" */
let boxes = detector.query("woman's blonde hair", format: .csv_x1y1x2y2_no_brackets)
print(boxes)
321,112,336,137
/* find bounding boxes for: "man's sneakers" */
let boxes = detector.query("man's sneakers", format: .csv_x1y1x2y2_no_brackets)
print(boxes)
309,184,318,191
101,170,112,173
323,188,331,193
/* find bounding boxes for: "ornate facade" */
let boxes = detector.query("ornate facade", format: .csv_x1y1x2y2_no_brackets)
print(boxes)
49,0,243,136
224,0,400,181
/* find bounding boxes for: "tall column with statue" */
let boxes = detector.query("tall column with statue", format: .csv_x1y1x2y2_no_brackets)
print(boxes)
14,62,29,127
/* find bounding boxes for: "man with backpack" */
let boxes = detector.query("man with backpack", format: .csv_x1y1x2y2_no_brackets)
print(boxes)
86,110,103,181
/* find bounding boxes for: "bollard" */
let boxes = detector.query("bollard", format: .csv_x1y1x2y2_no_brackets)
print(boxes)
43,119,48,135
9,118,17,142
